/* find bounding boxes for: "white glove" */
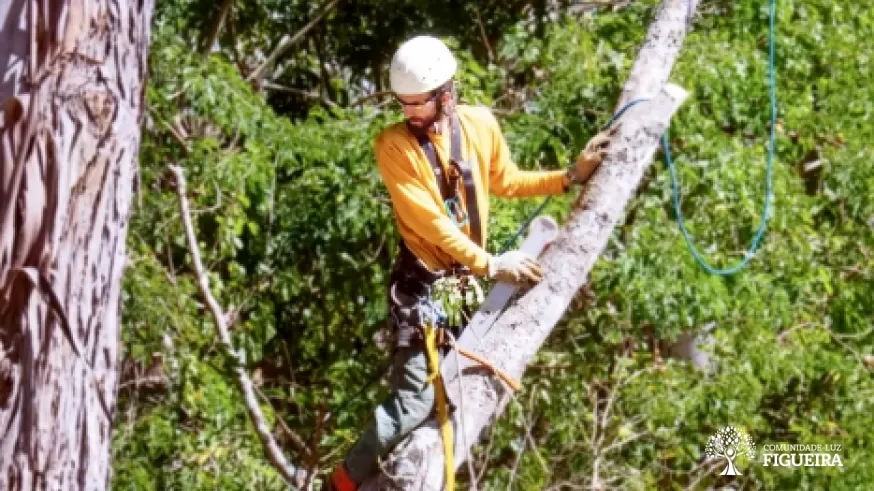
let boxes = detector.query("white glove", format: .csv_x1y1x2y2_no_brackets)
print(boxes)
487,250,544,284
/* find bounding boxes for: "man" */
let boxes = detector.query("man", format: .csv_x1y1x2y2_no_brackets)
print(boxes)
325,35,612,490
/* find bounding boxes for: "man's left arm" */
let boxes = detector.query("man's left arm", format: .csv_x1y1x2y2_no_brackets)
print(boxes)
484,108,612,198
485,110,569,198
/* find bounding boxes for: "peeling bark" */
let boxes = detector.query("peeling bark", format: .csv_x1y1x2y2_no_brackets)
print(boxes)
361,1,699,488
0,1,154,489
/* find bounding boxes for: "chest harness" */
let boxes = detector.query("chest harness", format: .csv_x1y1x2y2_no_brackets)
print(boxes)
388,113,481,347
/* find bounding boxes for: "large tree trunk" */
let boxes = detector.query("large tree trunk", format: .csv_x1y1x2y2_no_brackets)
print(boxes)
0,1,154,489
362,1,699,489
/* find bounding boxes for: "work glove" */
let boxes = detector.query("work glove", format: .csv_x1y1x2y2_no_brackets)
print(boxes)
487,250,544,284
568,126,618,184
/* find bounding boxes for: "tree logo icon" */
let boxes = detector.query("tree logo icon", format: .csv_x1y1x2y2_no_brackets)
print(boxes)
705,426,756,475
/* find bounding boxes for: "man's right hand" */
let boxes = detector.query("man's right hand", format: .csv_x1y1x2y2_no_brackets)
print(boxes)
487,250,544,284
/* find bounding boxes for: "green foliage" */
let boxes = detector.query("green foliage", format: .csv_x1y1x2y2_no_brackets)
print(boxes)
114,0,874,489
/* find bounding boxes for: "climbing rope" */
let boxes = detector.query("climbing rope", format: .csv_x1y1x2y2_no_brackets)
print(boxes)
423,323,455,491
504,0,778,276
662,0,777,275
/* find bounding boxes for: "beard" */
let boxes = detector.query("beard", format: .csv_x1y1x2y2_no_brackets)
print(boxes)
407,116,430,127
406,98,448,137
406,114,438,134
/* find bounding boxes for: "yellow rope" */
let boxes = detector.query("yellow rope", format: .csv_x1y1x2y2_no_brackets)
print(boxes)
423,324,454,491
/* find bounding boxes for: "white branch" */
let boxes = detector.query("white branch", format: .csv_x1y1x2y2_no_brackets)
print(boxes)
169,165,307,489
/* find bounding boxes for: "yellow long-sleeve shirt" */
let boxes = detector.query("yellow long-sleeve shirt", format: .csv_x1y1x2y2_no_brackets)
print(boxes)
375,104,569,276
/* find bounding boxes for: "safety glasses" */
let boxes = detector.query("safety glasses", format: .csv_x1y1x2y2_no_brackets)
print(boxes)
394,91,439,110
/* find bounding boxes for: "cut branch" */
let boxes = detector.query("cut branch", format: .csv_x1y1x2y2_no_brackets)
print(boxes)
169,165,308,489
359,1,697,489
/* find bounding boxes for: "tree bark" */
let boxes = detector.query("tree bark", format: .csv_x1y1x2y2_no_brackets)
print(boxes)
361,1,698,488
0,1,154,489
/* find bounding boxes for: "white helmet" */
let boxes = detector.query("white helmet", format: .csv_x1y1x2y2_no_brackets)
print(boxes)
389,35,458,96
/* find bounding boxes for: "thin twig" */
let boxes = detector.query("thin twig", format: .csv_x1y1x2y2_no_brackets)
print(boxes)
506,435,526,491
589,382,601,489
262,82,320,99
200,0,235,54
505,386,550,491
263,82,339,109
684,458,722,491
446,332,478,491
254,385,311,459
475,408,500,483
190,181,223,215
474,8,494,62
349,90,393,107
522,388,548,473
247,0,340,82
778,322,867,365
162,119,191,154
170,164,305,489
588,367,653,490
834,325,874,340
600,368,651,436
601,430,647,455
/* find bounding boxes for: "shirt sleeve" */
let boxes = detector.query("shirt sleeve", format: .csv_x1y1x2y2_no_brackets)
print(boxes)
375,133,491,275
483,109,570,198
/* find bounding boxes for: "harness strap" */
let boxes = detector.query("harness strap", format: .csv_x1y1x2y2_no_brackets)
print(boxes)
414,132,454,208
413,114,483,248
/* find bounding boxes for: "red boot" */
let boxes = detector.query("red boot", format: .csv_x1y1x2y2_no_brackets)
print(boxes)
322,464,357,491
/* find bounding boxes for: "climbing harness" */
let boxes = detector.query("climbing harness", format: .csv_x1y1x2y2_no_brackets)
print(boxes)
387,111,486,346
414,113,483,247
388,241,466,347
502,0,778,277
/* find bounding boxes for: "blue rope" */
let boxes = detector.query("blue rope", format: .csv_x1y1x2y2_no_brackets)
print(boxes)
662,0,777,275
498,197,553,254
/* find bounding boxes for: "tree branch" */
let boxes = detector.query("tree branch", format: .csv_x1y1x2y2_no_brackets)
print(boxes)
246,0,340,83
263,81,338,109
474,7,494,63
349,90,393,107
200,0,235,54
169,164,307,489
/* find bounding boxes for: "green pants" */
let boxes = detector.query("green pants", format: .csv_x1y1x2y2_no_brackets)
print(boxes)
343,346,436,484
